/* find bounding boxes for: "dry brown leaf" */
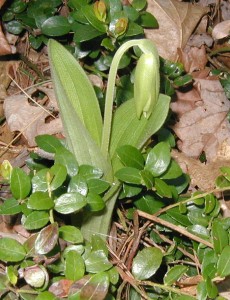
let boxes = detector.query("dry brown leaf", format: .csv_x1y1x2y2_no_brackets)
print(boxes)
145,0,209,61
172,79,230,162
221,0,230,21
0,61,18,100
0,23,13,55
3,87,63,146
212,20,230,40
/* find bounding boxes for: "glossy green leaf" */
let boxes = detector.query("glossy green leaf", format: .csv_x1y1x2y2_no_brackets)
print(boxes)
10,167,31,200
78,164,104,180
0,238,26,262
91,234,108,256
125,21,143,37
6,265,18,285
35,223,59,255
167,208,192,227
197,281,208,300
108,267,119,285
145,142,171,176
115,167,142,184
41,16,71,36
55,148,78,176
131,0,146,11
116,145,145,170
205,276,218,298
212,220,228,255
132,247,163,280
35,291,58,300
5,20,23,34
187,209,209,227
35,135,64,153
187,225,210,240
220,166,230,181
49,164,67,191
54,192,87,214
164,265,188,286
138,12,158,28
73,23,103,43
154,178,172,198
201,250,218,279
81,4,107,32
205,194,216,214
140,169,154,189
215,175,230,188
24,211,50,230
173,74,193,87
59,225,83,244
86,192,105,212
32,168,49,192
161,159,183,180
120,183,142,198
85,250,112,273
87,178,110,194
217,245,230,277
27,192,54,210
68,272,109,300
68,174,88,196
0,198,22,215
65,250,85,281
134,194,164,214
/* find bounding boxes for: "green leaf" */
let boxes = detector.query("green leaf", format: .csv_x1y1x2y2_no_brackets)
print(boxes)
116,145,145,170
138,12,158,28
86,192,105,212
81,4,107,32
204,194,216,214
187,225,210,240
35,223,59,255
164,265,188,286
154,178,172,198
59,225,83,244
85,250,112,273
55,148,78,176
6,265,18,285
134,194,164,214
87,179,110,194
212,220,229,255
115,167,142,184
145,142,171,176
24,211,50,230
5,20,23,34
161,159,183,180
54,192,87,214
73,23,103,43
132,247,163,280
32,168,49,192
35,291,58,300
197,281,208,300
173,74,193,87
10,167,31,199
125,21,143,37
187,208,209,227
49,164,67,191
27,192,54,210
220,166,230,181
35,135,64,153
68,272,109,300
65,250,85,281
41,16,71,36
217,245,230,277
91,234,108,256
131,0,147,11
205,276,218,299
78,165,103,180
0,238,26,262
68,174,88,196
0,198,22,215
140,169,154,189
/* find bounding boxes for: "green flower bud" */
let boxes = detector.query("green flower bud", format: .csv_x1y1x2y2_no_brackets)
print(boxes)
94,1,107,22
0,160,12,181
134,51,160,119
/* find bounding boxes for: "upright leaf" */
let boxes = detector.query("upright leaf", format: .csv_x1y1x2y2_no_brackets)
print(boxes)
0,238,26,262
10,168,31,200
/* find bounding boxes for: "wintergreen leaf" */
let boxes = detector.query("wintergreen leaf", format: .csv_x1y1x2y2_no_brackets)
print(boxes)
138,12,158,28
73,23,103,43
87,178,110,194
132,247,163,280
49,164,67,191
41,16,71,36
91,235,108,256
85,250,112,273
116,145,145,170
55,148,78,176
0,238,26,262
115,167,142,184
65,250,85,281
86,192,105,212
187,225,210,240
140,169,154,189
6,265,18,285
27,192,54,210
68,174,88,196
5,20,23,34
212,220,228,255
197,281,208,300
187,208,209,227
145,142,171,176
0,198,22,215
24,211,50,230
24,265,48,288
217,245,230,277
164,265,188,286
131,0,146,11
204,194,216,214
35,134,64,153
134,194,164,214
10,167,31,199
35,223,59,255
59,225,83,244
154,178,172,198
32,168,49,192
35,291,58,300
78,164,104,180
205,276,218,299
81,4,107,32
54,192,87,214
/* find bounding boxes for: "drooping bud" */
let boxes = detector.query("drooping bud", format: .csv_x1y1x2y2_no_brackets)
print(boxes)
0,160,12,181
94,1,107,22
109,17,128,38
134,51,160,119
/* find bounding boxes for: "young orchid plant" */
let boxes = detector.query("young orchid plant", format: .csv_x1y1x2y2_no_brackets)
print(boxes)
48,38,170,241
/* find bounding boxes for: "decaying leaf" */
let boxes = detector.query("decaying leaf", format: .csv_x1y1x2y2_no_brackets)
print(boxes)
0,24,12,56
212,20,230,40
172,79,230,162
3,86,63,146
145,0,209,61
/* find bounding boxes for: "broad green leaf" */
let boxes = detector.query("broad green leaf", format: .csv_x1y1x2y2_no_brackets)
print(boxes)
32,168,49,192
65,250,85,281
160,159,183,180
10,168,31,199
212,220,228,255
205,276,218,299
167,208,192,227
131,0,146,10
204,194,216,214
140,169,154,189
68,272,109,300
87,178,110,194
78,165,103,180
134,194,164,214
125,21,143,37
5,20,23,34
116,145,145,170
201,250,218,279
41,16,71,36
27,192,54,210
187,209,209,227
24,265,48,288
24,211,50,230
0,198,22,215
138,12,158,28
35,223,59,255
73,23,103,43
145,142,171,176
49,164,67,191
0,238,26,262
108,267,119,285
220,166,230,181
154,178,172,198
6,265,18,285
68,174,88,196
197,281,208,300
54,192,87,214
35,135,64,153
217,245,230,277
59,225,83,244
187,225,210,240
81,4,107,32
85,250,112,273
132,247,163,280
55,148,78,176
115,167,142,184
35,291,58,300
86,192,105,212
164,265,188,286
91,235,108,256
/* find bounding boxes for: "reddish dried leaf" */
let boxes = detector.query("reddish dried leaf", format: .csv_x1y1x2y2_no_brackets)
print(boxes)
0,24,12,55
35,223,59,255
49,279,73,297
